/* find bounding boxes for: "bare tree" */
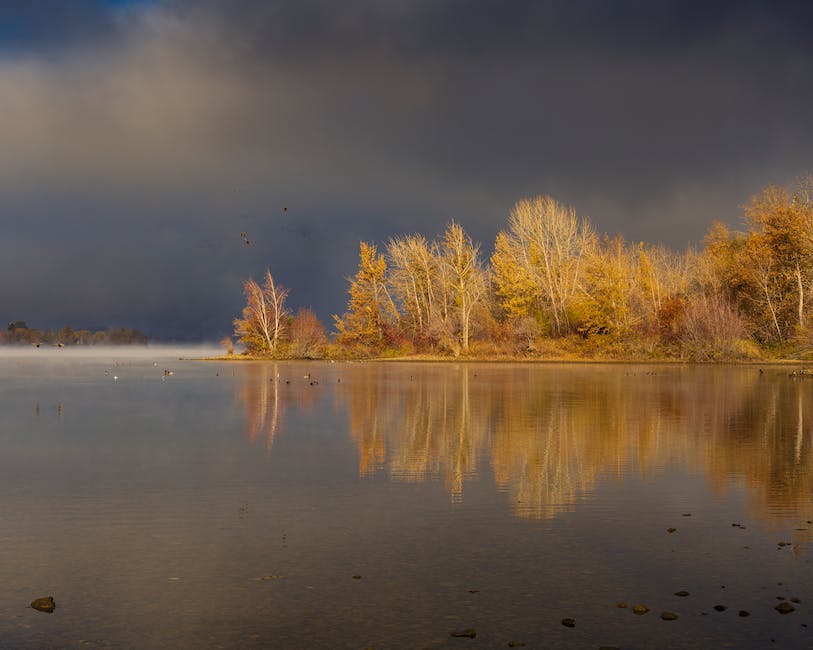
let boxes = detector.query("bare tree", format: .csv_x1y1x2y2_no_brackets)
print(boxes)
234,270,290,354
262,270,291,353
289,307,328,358
387,233,440,340
495,196,595,336
440,222,486,354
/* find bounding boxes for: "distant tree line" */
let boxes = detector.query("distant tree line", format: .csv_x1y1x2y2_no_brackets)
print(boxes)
1,322,148,346
234,177,813,360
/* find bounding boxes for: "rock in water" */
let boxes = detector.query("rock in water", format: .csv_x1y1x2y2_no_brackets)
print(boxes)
450,629,476,638
661,611,679,621
561,618,576,627
775,602,795,614
30,596,55,613
632,605,650,615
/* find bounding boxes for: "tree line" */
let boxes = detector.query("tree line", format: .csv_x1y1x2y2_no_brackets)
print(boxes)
233,178,813,360
1,322,148,346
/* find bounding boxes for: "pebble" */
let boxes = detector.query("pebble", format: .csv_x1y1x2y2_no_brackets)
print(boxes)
450,629,477,638
667,527,677,533
617,602,628,608
739,610,750,617
790,597,801,603
632,605,649,615
674,591,690,597
561,618,576,628
714,605,727,612
507,642,526,648
661,611,679,621
775,602,795,614
30,597,55,613
352,575,362,580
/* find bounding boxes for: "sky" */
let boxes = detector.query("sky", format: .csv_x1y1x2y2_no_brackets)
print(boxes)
1,0,811,340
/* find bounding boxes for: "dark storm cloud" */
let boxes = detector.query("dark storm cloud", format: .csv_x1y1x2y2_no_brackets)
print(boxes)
1,0,811,338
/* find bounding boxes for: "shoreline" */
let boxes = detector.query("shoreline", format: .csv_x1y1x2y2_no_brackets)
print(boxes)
191,354,811,366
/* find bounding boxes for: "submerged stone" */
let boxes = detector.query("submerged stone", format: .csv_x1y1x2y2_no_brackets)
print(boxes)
713,605,727,612
674,590,690,597
776,602,795,614
561,618,576,628
507,642,526,648
616,602,628,609
632,605,649,615
667,527,677,533
661,611,679,621
30,596,55,613
739,610,750,617
450,629,476,638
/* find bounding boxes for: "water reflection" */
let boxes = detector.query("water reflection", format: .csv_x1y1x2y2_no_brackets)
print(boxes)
238,363,813,527
236,363,322,448
237,363,284,448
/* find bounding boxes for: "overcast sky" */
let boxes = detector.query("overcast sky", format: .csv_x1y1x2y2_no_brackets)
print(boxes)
1,0,811,339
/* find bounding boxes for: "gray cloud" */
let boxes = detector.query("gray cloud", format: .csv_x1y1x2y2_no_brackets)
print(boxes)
0,0,811,338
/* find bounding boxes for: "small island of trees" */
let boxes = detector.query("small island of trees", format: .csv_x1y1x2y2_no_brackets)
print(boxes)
232,177,813,361
1,322,148,346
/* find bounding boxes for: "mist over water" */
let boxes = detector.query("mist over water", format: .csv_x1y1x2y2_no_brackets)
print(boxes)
0,344,221,360
1,358,812,648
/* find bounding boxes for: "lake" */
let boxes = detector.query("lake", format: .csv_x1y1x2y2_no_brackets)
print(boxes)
1,349,812,648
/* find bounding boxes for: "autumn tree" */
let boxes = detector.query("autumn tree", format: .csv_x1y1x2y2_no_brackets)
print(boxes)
289,307,329,358
233,270,290,354
492,196,595,336
334,242,398,351
387,233,440,342
578,235,638,336
744,184,813,333
490,231,537,319
702,181,813,345
439,222,486,354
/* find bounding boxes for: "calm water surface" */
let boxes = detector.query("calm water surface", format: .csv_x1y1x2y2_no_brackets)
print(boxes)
1,349,812,648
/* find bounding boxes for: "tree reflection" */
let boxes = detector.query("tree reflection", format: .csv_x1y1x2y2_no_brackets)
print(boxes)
238,364,813,527
235,363,320,449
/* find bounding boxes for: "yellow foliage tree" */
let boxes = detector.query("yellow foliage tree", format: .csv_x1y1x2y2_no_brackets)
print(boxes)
491,231,537,318
334,242,397,350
